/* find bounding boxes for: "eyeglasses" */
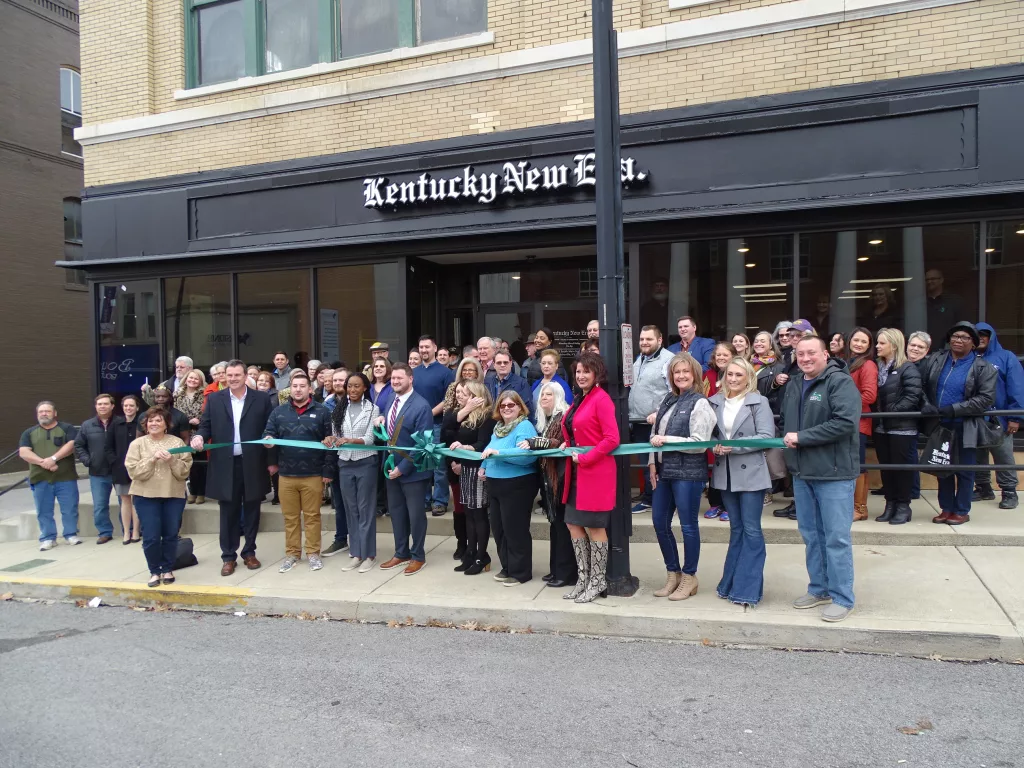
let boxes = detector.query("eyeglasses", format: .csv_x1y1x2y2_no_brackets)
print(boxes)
499,403,519,411
495,360,511,365
950,333,972,342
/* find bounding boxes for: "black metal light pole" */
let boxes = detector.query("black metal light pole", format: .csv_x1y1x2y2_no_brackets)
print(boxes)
592,0,638,597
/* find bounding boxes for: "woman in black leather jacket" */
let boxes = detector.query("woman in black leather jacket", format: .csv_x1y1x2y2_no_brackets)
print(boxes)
873,329,923,525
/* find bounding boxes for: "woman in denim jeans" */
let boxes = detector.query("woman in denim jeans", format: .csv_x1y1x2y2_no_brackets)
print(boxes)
708,358,776,606
647,352,716,601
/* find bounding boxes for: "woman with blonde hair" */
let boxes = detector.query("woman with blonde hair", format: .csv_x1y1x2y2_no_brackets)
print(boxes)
174,368,207,504
648,352,716,601
708,358,775,605
703,342,737,520
521,381,576,588
445,380,496,574
873,327,922,525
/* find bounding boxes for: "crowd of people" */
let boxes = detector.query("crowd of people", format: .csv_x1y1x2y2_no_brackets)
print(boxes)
16,308,1021,621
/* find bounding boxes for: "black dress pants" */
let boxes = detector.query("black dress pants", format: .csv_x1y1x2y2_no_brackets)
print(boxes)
874,433,917,504
220,456,262,562
488,474,540,583
465,506,490,563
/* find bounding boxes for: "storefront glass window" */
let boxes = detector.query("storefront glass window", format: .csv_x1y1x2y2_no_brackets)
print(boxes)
638,238,793,346
197,0,247,86
98,280,162,394
265,0,319,73
802,224,978,342
237,270,312,372
164,275,233,381
340,0,400,58
985,220,1024,356
317,263,401,370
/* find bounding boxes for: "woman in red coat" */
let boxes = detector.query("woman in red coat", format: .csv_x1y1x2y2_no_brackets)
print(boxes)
847,327,878,521
560,351,621,603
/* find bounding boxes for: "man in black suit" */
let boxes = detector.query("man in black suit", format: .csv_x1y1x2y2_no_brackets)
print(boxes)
192,359,277,577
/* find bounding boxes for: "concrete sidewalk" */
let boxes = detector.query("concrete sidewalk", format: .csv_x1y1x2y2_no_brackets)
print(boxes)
1,531,1022,662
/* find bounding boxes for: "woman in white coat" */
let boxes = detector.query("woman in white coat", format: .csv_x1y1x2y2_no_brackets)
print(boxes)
708,358,776,606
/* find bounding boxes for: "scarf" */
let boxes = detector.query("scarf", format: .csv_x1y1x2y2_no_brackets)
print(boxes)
750,352,775,371
494,414,526,438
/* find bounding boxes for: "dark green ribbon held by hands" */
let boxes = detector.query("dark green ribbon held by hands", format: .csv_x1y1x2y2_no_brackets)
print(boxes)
169,432,785,475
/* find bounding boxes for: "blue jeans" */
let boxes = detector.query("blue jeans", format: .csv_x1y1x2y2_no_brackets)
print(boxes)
426,425,450,509
793,477,856,609
331,478,348,544
31,480,79,543
717,489,767,605
937,424,976,515
134,496,185,575
89,475,116,538
651,478,703,574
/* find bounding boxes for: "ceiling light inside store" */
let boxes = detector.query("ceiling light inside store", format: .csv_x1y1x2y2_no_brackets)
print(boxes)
842,289,871,294
849,277,912,283
857,257,869,262
745,263,756,268
1016,225,1024,234
737,242,750,253
985,248,996,253
741,293,788,298
732,283,788,290
868,238,883,245
837,295,868,300
744,297,787,303
511,275,521,280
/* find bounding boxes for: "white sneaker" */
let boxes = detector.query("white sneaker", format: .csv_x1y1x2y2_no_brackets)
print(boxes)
308,554,323,571
357,558,376,573
39,539,57,551
66,536,82,546
341,557,363,572
278,556,298,573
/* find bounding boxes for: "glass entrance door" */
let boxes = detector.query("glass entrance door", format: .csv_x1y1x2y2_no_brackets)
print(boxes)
479,304,536,364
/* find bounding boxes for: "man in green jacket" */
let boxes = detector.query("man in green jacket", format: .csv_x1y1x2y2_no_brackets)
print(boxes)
781,336,861,623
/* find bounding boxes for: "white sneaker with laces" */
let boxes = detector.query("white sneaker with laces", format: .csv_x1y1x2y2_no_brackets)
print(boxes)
308,554,323,571
278,556,298,573
39,540,57,551
341,557,363,572
66,536,82,546
357,558,376,573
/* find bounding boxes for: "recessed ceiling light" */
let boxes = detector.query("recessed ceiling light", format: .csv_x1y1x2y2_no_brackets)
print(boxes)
743,297,787,303
1016,225,1024,235
868,238,883,246
511,275,521,280
744,263,755,268
738,247,750,254
849,277,912,283
740,292,787,298
732,283,788,289
984,248,995,253
857,257,869,262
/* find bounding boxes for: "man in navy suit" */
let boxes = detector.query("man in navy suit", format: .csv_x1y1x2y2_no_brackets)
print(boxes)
667,315,715,371
192,359,277,576
376,363,434,575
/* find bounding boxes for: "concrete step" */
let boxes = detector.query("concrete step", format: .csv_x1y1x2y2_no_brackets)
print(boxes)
7,491,1021,546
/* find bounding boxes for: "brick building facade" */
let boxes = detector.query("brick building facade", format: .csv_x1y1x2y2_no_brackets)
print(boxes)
72,0,1024,391
1,0,90,450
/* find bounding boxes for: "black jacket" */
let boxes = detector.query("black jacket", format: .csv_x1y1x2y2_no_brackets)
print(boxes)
874,360,923,433
198,388,277,502
441,409,496,485
263,400,335,478
919,350,997,449
780,359,861,481
73,416,117,477
111,415,141,486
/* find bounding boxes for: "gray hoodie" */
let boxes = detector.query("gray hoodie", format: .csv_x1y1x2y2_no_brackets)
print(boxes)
628,346,674,422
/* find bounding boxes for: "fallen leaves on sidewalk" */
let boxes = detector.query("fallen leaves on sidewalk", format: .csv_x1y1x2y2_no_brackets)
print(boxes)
0,592,13,601
898,719,935,736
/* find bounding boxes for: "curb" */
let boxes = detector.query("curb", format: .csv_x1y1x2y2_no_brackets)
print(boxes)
4,576,1023,663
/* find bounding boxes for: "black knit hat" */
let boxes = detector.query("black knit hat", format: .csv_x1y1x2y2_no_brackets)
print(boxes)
945,321,980,347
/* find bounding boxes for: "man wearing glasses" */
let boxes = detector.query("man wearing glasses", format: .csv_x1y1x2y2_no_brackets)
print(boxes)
485,351,534,420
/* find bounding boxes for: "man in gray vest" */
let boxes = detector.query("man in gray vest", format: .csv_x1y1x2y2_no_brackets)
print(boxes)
628,325,674,513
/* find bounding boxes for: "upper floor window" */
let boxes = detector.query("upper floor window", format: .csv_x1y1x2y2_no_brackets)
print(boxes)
63,197,86,288
186,0,487,87
60,68,82,157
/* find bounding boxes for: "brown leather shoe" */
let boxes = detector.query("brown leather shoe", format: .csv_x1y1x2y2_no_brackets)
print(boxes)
946,513,970,525
243,555,261,570
404,560,426,575
932,510,953,524
96,536,113,544
220,561,237,576
379,557,411,570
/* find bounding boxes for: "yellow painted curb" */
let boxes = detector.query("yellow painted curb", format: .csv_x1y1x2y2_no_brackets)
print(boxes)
1,576,253,608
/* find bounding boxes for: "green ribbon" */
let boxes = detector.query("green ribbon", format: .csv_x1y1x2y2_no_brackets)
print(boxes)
170,436,785,471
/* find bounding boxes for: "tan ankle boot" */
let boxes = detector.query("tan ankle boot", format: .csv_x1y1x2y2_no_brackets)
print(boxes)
854,474,869,521
654,571,681,597
668,573,699,601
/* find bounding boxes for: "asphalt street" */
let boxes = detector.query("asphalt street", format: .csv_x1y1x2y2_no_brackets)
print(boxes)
1,601,1021,768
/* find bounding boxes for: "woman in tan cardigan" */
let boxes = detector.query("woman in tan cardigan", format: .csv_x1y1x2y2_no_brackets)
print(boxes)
124,407,193,587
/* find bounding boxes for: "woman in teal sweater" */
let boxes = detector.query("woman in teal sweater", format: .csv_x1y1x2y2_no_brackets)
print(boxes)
480,391,539,586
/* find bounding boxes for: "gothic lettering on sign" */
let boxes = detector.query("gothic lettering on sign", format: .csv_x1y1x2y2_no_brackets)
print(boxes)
362,156,649,210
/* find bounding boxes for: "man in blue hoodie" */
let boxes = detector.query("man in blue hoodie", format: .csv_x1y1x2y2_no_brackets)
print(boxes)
974,323,1023,509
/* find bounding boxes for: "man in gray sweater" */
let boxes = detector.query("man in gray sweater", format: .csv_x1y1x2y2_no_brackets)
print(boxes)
628,325,674,513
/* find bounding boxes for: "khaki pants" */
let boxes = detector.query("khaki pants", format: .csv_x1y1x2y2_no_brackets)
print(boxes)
279,475,323,557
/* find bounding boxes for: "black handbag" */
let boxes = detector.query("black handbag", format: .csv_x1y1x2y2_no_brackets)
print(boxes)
975,416,1004,450
919,426,958,478
173,537,199,570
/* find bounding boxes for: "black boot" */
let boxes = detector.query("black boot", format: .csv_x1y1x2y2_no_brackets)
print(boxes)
999,490,1019,510
972,485,996,502
464,554,491,576
889,503,912,525
452,512,467,561
774,502,795,518
876,501,895,523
